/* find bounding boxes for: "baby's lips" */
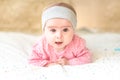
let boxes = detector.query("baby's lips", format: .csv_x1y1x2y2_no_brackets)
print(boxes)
55,42,63,45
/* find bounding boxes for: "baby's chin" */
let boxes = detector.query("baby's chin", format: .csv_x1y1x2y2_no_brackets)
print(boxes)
53,45,66,52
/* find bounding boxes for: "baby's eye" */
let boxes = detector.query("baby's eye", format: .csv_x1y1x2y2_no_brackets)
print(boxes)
63,28,69,32
50,29,56,32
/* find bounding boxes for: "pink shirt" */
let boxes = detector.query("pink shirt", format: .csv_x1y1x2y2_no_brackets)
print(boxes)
29,34,91,66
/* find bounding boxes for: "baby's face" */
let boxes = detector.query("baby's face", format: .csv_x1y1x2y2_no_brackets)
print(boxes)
44,18,74,52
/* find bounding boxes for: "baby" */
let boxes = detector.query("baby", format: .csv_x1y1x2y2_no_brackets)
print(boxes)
29,2,92,67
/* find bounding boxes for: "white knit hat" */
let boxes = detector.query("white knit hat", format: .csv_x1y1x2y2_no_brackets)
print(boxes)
42,6,77,30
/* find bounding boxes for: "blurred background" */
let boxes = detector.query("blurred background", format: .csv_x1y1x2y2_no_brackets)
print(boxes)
0,0,120,34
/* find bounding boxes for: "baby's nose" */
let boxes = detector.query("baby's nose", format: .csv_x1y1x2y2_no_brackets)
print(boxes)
56,31,62,39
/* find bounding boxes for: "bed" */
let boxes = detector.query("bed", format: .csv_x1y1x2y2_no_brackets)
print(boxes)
0,32,120,80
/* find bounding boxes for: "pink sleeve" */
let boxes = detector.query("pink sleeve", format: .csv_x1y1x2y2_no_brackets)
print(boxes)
68,37,92,65
29,38,49,67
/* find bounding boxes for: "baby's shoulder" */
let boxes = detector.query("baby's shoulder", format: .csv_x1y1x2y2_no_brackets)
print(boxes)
73,34,85,43
34,35,47,46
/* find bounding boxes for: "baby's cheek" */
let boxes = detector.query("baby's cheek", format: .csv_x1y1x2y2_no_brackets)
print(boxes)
47,38,55,45
64,37,72,45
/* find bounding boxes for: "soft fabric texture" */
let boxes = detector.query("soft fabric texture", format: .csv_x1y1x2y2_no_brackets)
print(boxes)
42,6,77,30
29,34,91,66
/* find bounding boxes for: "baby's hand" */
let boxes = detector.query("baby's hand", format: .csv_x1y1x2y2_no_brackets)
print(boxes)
57,58,68,65
45,63,58,67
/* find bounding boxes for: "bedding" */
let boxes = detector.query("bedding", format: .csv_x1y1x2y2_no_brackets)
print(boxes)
0,32,120,80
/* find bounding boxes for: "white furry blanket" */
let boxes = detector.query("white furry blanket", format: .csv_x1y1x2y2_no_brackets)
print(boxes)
0,32,120,80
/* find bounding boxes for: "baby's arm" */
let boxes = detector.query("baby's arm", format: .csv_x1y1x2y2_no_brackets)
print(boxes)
29,51,50,67
68,48,92,65
67,36,92,65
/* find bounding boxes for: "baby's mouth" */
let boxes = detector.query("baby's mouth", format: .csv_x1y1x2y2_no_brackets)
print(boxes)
55,42,63,45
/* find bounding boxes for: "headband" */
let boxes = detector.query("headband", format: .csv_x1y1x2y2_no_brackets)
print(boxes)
42,6,77,30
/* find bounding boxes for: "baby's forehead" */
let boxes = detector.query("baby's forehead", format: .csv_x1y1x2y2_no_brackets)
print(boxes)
46,26,72,29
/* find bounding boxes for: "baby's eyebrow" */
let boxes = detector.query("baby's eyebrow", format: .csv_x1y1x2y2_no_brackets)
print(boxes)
47,26,56,28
